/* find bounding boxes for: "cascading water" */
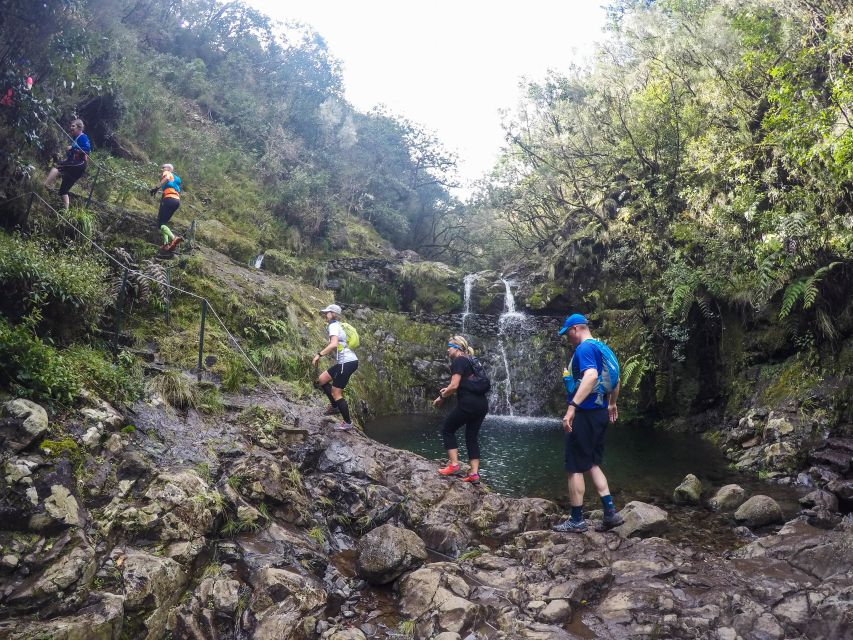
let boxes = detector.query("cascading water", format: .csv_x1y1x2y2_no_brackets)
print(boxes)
252,253,265,269
491,278,530,416
461,273,478,331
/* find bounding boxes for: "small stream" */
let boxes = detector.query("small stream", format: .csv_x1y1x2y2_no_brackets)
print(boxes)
366,414,805,550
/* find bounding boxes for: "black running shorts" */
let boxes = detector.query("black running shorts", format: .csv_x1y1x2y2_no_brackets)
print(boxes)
57,160,86,196
564,407,609,472
327,360,358,390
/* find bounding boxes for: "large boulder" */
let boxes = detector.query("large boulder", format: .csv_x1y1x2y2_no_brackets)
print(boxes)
710,484,747,512
673,474,703,505
611,501,669,538
356,523,427,585
122,549,188,639
1,399,49,453
734,495,784,528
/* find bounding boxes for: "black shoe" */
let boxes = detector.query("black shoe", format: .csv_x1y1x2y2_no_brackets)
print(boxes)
323,404,340,415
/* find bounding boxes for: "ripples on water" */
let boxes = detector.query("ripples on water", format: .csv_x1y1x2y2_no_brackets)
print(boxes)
365,413,804,548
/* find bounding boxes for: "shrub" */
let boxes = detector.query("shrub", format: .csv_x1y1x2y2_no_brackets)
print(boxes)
0,317,80,403
64,346,143,405
0,232,109,339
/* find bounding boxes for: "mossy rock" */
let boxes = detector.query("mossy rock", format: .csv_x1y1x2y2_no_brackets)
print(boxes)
522,281,565,311
196,219,256,263
399,261,461,314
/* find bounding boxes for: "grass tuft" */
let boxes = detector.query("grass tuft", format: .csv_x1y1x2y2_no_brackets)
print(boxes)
147,370,199,409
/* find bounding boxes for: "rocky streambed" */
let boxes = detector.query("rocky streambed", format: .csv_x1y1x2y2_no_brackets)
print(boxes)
0,392,851,640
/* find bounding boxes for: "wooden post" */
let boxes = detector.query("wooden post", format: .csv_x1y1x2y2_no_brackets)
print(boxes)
197,299,207,381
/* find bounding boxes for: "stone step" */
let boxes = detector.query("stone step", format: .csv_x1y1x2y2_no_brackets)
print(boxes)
811,448,852,474
825,436,853,454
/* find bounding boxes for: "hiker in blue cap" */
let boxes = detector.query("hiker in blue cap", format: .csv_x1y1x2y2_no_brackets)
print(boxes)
552,313,624,533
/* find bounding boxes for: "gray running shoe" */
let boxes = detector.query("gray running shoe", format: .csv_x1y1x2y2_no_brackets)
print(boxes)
333,422,353,431
598,510,624,531
552,519,588,533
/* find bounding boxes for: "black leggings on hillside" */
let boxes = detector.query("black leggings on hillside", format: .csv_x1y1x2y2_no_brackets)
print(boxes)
441,406,487,459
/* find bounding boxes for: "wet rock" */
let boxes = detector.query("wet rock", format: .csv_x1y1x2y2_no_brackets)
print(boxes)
826,479,853,502
80,399,124,430
122,549,188,638
807,465,841,486
709,484,747,512
0,592,124,640
212,578,240,614
734,495,784,528
537,598,571,623
763,414,795,442
356,523,426,585
6,539,97,611
44,484,82,526
763,442,796,467
799,489,839,512
433,633,462,640
328,630,366,640
611,501,668,538
398,564,481,636
250,566,327,639
673,474,703,505
1,399,49,453
810,447,851,474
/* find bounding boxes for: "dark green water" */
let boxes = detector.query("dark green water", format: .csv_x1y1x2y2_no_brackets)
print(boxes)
365,414,803,518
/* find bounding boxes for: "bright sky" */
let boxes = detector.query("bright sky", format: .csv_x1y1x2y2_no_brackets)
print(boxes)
247,1,607,195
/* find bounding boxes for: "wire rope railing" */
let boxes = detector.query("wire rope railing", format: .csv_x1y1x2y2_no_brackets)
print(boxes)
10,190,298,421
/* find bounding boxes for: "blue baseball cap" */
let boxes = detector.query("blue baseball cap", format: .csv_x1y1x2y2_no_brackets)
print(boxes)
558,313,589,335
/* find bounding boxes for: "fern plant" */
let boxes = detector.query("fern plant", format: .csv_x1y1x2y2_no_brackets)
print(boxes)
778,262,840,320
110,247,169,304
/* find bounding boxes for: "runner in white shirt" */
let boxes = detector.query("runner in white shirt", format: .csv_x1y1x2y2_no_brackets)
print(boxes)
311,304,359,430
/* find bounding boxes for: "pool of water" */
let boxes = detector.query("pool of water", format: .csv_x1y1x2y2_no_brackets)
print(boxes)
365,413,804,543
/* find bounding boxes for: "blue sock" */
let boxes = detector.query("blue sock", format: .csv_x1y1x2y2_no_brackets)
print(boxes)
571,506,584,522
601,495,615,512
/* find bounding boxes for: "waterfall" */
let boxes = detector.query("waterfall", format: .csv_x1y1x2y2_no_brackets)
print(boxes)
252,253,265,269
491,278,530,416
461,273,478,331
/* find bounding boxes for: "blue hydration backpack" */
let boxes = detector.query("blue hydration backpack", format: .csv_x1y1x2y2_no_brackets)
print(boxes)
166,174,182,192
562,339,620,407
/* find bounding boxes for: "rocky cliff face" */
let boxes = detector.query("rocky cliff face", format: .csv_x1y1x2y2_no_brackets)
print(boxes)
1,391,851,640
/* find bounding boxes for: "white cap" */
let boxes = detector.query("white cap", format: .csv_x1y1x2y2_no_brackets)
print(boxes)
319,304,342,314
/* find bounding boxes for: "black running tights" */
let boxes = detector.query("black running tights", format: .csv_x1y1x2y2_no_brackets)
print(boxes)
441,406,487,459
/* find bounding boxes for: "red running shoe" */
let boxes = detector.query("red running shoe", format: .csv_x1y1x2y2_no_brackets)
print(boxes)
437,463,460,476
462,473,480,484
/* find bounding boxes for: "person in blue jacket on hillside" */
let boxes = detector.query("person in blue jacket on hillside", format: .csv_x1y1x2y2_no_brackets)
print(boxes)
553,313,624,533
44,118,90,211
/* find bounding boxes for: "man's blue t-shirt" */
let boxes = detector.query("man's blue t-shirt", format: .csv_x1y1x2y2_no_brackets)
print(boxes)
570,339,605,409
66,133,91,162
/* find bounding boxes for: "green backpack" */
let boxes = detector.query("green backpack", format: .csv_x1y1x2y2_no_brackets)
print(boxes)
340,322,360,350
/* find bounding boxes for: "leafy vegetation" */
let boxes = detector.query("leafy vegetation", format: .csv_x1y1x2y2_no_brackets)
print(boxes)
479,0,853,411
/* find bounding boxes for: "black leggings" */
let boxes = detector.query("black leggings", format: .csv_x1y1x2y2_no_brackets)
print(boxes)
157,198,180,226
441,406,487,459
